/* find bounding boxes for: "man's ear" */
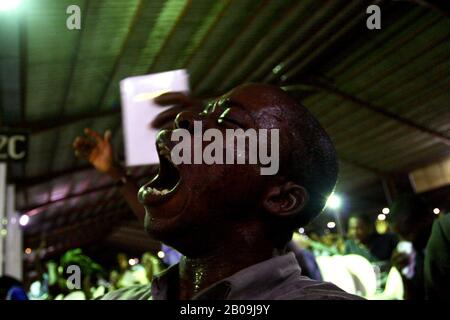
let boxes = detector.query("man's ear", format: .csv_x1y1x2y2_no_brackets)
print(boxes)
262,181,309,219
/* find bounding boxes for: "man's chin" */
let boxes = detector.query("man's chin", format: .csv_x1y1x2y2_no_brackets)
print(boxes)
144,213,193,254
144,207,187,241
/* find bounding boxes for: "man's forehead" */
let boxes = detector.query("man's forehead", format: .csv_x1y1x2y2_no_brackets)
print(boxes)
217,85,292,114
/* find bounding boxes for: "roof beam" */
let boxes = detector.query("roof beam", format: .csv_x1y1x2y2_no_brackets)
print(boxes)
94,0,152,109
410,0,450,18
144,0,192,74
13,107,120,134
285,81,450,146
28,205,127,240
11,165,93,187
18,168,152,213
339,155,382,174
25,208,127,251
20,182,114,213
192,0,270,93
32,195,125,226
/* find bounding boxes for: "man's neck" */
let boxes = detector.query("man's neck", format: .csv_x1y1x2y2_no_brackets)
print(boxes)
176,228,279,299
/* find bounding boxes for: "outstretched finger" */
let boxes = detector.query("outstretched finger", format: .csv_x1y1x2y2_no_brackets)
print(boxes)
84,128,103,144
72,136,82,148
104,130,112,143
73,136,92,149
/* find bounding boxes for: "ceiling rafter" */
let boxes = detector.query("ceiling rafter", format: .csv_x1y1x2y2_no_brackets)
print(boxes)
21,182,116,214
179,0,232,68
192,0,271,93
144,0,192,74
289,81,450,146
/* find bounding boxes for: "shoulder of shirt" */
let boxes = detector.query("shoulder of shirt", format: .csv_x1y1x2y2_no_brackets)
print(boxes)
273,276,365,300
430,215,450,243
99,284,152,300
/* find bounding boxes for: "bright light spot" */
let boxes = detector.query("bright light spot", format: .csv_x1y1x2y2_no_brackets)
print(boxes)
272,64,283,74
30,282,41,297
377,214,386,221
433,208,440,215
326,194,342,209
1,218,7,225
19,214,29,226
298,228,305,234
157,251,165,259
382,207,390,214
0,0,22,12
25,248,32,255
128,258,136,266
327,221,336,229
0,229,7,236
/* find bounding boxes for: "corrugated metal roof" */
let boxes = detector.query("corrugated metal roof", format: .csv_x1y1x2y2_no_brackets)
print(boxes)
0,0,449,255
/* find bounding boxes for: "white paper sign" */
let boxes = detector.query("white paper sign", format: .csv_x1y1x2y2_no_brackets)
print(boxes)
120,69,190,166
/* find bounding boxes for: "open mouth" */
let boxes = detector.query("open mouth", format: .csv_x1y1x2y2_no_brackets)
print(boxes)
138,139,181,205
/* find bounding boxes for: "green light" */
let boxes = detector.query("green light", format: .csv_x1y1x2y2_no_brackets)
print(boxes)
0,0,21,12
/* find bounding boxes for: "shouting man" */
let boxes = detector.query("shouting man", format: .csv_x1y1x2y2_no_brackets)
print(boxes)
74,83,361,300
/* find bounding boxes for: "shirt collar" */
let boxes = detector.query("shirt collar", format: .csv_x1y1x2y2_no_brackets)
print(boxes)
151,252,302,300
151,263,179,300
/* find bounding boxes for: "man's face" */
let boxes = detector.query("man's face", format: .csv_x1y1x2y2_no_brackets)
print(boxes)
347,217,371,244
138,84,291,254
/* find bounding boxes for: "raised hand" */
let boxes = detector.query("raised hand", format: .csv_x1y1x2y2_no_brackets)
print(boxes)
73,128,115,174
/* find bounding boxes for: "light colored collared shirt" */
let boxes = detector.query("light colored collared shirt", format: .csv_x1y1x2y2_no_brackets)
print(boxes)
101,253,362,300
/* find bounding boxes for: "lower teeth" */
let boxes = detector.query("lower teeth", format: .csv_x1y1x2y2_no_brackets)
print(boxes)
147,187,169,195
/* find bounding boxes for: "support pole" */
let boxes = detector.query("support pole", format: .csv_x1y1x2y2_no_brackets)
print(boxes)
5,185,22,280
0,163,6,275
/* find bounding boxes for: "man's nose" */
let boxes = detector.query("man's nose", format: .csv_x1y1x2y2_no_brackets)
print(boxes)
174,111,197,133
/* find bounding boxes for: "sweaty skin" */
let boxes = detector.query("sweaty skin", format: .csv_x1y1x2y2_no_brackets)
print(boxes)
138,84,310,299
75,84,327,299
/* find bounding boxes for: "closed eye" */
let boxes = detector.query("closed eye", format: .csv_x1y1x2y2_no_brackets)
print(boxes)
218,117,242,127
217,107,244,127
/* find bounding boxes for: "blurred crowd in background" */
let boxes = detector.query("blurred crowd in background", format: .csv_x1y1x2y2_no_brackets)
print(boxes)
1,245,179,300
2,193,448,300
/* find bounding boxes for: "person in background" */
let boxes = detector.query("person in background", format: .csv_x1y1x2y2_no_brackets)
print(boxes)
424,212,450,300
116,253,129,275
345,214,398,263
287,232,322,281
390,195,435,300
0,276,28,300
141,252,163,282
115,253,139,288
57,248,106,300
108,270,120,292
322,233,346,254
